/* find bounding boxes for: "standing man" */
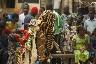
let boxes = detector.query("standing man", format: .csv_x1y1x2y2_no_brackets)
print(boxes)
84,10,96,35
18,2,29,30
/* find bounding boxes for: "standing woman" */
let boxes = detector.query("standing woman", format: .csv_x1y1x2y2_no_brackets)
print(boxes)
72,26,90,64
7,13,19,64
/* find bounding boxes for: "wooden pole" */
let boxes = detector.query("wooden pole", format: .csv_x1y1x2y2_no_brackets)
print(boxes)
51,54,74,58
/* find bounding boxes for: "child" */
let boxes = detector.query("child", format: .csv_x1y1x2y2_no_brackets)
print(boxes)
90,28,96,64
72,26,89,64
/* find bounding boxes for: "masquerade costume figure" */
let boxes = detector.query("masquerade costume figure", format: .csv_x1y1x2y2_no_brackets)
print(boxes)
16,30,30,64
24,7,39,64
36,4,55,63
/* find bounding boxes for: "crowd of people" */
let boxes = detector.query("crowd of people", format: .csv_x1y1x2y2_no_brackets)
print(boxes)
0,2,96,64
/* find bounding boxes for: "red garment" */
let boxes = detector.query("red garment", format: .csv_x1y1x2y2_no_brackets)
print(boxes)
15,30,30,47
3,28,11,35
31,7,38,15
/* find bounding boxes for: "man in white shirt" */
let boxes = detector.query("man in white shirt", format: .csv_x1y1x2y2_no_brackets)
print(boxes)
18,3,29,30
84,11,96,35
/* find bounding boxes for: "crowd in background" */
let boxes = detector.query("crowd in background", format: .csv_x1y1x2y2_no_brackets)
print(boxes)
0,2,96,64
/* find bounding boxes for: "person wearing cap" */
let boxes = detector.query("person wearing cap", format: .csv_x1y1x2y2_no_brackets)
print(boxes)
84,10,96,35
24,7,39,64
24,6,38,30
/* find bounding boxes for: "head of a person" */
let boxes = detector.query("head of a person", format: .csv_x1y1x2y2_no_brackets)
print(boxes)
31,7,38,17
23,3,29,15
78,15,84,21
77,26,86,36
63,6,70,15
92,28,96,36
68,17,73,26
5,13,18,32
12,13,19,23
77,15,84,24
89,10,95,20
46,4,53,11
39,7,45,14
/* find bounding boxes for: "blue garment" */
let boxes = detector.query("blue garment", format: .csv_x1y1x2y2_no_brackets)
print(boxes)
91,36,96,49
90,36,96,58
24,14,32,28
89,50,96,58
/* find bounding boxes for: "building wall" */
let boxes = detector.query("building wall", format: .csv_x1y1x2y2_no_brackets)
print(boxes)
62,0,73,13
3,0,40,13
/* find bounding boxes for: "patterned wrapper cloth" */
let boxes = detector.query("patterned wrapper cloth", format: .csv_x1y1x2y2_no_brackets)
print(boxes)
24,18,40,64
36,10,55,63
15,30,30,64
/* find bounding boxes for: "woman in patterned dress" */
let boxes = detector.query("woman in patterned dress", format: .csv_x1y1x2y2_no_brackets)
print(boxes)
36,4,55,64
7,13,19,64
72,26,90,64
